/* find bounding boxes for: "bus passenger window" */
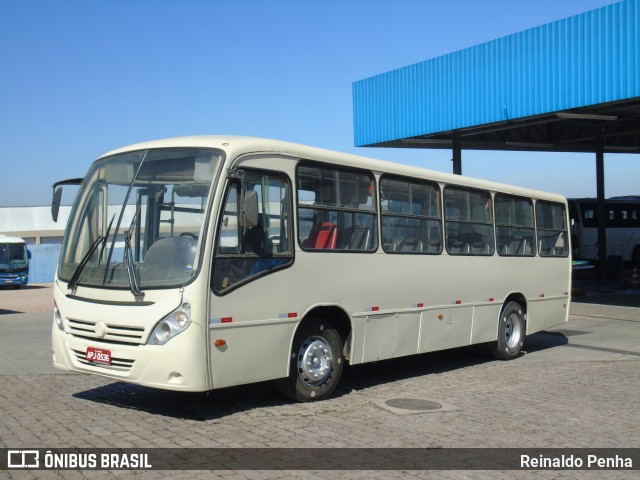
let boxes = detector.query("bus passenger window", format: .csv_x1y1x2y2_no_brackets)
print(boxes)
297,162,377,252
495,194,535,256
536,201,569,257
444,187,494,256
380,175,442,254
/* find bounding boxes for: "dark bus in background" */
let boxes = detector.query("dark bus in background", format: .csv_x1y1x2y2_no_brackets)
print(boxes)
569,197,640,266
0,235,30,288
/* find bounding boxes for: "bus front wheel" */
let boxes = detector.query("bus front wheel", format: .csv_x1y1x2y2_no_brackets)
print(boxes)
488,301,525,360
279,318,344,402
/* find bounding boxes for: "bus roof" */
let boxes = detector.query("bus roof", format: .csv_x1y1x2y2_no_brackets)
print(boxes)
0,234,26,244
100,135,567,203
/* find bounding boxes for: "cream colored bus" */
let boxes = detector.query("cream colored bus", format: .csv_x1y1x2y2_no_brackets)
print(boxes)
52,136,571,402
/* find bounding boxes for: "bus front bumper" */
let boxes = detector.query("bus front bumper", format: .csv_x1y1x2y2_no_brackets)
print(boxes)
0,274,28,286
52,320,208,392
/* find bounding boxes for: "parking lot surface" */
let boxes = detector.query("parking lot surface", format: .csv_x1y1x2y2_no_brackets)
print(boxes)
0,284,638,479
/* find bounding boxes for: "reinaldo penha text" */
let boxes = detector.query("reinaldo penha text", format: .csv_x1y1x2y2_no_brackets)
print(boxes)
521,453,633,469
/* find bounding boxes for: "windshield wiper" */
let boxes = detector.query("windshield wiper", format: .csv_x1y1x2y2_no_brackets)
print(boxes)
67,213,116,291
98,214,116,264
123,207,143,300
101,151,148,286
67,236,104,291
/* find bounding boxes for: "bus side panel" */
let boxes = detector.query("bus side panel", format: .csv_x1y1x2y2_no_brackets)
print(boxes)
419,307,473,353
209,320,297,389
393,312,422,358
471,304,502,344
527,298,569,334
526,258,571,333
362,313,395,362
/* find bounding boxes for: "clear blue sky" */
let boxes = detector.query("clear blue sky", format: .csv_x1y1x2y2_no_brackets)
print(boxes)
1,0,636,207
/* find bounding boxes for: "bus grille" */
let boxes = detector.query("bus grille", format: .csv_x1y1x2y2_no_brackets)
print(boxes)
71,349,135,372
67,318,145,345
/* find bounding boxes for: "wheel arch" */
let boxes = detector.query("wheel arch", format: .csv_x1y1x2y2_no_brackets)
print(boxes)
297,305,352,360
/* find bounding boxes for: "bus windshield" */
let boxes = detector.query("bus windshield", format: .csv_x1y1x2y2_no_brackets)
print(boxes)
58,148,222,291
0,242,28,270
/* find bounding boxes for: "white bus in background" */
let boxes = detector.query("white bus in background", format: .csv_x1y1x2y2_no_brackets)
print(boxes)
0,235,30,288
51,136,571,402
568,197,640,266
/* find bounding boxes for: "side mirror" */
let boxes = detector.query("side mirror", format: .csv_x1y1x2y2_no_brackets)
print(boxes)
240,190,259,228
51,178,84,222
51,186,63,222
27,249,32,260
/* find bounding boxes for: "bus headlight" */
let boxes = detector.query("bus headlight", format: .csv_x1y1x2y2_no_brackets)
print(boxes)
53,303,64,332
148,303,191,346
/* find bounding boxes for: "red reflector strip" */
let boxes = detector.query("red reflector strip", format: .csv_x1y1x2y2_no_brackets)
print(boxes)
371,306,379,311
489,298,494,302
540,294,545,298
417,303,424,308
288,312,297,318
455,300,462,305
221,317,233,323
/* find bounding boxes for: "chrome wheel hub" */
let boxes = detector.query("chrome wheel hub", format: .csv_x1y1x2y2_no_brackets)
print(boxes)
505,313,522,349
297,337,333,386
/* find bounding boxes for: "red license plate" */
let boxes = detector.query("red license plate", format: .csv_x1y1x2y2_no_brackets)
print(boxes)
86,347,112,365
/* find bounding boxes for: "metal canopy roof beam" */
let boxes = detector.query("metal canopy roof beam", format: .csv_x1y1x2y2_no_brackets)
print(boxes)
452,131,462,175
595,137,607,279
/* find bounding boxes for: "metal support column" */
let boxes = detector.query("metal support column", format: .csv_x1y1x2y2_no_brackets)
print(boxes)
452,131,462,175
595,137,607,278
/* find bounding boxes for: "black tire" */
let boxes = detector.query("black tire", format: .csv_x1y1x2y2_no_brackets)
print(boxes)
278,318,344,402
488,301,525,360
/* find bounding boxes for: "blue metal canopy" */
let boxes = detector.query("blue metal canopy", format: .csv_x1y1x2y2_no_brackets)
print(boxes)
353,0,639,154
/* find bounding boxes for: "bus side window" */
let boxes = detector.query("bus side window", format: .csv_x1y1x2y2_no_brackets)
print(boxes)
380,175,442,254
444,187,494,256
297,162,377,252
495,194,535,256
536,201,569,257
212,171,293,293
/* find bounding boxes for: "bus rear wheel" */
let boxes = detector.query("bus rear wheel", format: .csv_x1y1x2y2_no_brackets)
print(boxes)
488,301,525,360
278,318,344,402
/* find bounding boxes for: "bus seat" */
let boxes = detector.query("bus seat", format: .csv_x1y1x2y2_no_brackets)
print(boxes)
140,236,196,282
306,222,337,249
345,225,370,250
244,214,268,255
426,239,441,253
399,235,422,252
